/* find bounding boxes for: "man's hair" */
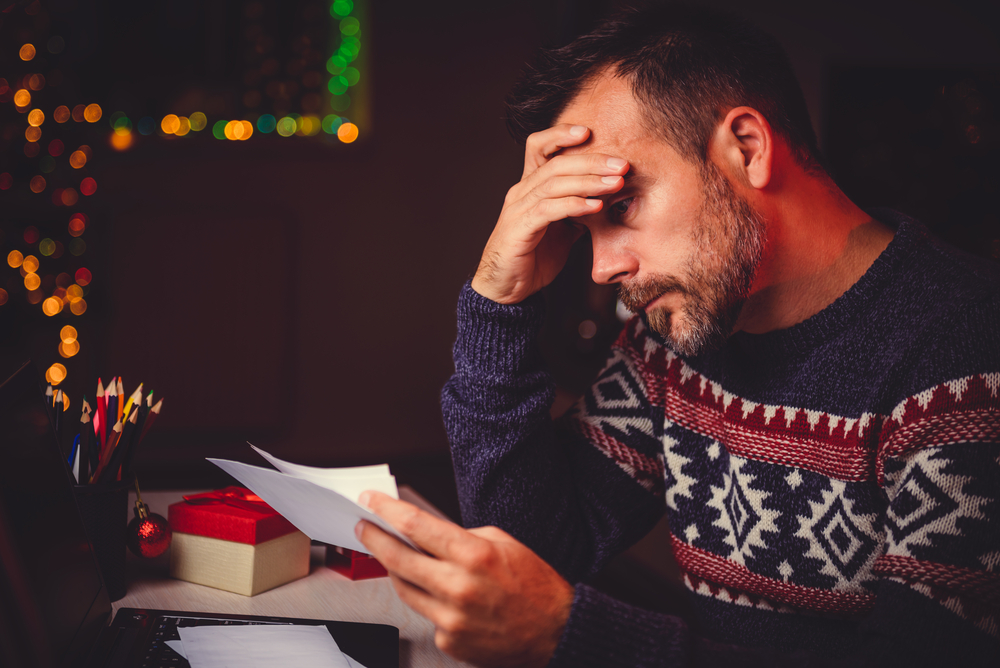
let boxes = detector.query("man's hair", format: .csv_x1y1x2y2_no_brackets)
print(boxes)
505,3,827,174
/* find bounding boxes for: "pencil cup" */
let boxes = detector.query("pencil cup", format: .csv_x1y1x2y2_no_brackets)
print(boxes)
73,476,133,602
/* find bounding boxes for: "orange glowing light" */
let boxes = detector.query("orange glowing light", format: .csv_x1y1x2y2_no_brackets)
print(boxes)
224,120,239,140
68,215,86,236
61,188,79,206
42,296,63,316
80,178,97,196
29,175,45,192
22,255,39,272
27,109,44,126
83,104,102,123
19,44,36,60
59,339,81,358
7,251,23,268
60,325,78,343
24,273,41,291
25,126,41,142
54,105,71,123
175,116,191,136
70,298,87,315
79,145,93,159
161,114,181,134
28,74,45,91
72,105,86,122
75,268,92,286
239,120,253,140
337,122,359,144
0,289,7,306
69,150,88,168
14,89,31,107
67,284,83,299
110,131,133,151
45,363,67,385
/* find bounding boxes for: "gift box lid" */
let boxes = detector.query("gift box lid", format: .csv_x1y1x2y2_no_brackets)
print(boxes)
168,486,299,545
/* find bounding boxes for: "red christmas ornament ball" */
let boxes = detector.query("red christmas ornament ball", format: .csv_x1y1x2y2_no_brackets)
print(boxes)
127,503,172,558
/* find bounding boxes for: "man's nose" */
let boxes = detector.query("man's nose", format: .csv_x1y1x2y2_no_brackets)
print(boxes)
590,231,637,285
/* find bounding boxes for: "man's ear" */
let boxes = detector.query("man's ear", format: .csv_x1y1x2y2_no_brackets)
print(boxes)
714,106,772,190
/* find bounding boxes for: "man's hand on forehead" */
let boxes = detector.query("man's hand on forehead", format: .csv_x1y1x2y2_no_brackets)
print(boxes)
471,123,629,305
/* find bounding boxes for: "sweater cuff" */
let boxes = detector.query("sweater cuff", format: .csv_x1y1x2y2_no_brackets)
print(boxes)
453,280,547,377
547,584,689,668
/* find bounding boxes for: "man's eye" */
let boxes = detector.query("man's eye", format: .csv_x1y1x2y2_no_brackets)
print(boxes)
611,197,633,217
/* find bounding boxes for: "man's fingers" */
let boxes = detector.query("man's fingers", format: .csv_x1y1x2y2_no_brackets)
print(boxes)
523,124,590,176
357,519,458,596
520,173,624,208
360,491,479,561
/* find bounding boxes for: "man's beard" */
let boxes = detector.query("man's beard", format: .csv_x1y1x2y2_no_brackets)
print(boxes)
618,162,766,357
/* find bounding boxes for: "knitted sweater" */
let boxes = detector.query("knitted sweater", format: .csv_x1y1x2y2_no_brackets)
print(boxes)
441,210,1000,667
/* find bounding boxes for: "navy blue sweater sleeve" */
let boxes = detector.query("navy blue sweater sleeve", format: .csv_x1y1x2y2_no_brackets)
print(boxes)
441,281,666,582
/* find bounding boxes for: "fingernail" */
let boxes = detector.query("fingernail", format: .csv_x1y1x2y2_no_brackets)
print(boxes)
586,198,602,207
570,125,587,137
358,491,372,506
607,157,627,169
601,176,620,185
355,521,364,540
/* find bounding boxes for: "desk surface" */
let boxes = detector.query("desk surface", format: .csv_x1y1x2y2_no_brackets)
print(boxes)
114,490,469,668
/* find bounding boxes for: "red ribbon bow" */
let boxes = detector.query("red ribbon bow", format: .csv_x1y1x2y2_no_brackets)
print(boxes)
182,487,272,514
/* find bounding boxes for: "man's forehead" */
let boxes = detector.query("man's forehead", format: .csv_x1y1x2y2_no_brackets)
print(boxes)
555,72,658,156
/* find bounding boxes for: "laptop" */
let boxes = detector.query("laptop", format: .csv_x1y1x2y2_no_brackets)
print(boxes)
0,361,399,668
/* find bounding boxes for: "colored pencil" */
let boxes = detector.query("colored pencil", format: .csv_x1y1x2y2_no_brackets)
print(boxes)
79,399,92,483
93,419,122,484
123,383,142,422
96,379,106,450
105,380,118,443
53,389,62,435
138,398,162,446
118,407,141,480
116,377,125,425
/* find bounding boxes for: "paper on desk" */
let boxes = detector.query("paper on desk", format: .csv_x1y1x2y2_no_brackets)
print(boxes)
165,630,369,668
208,457,421,555
250,444,399,504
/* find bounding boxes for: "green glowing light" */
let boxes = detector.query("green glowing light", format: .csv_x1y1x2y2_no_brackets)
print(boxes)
108,110,127,128
329,94,351,111
39,238,55,256
190,112,208,131
340,17,360,36
322,114,344,134
331,0,353,18
212,120,228,140
344,67,360,86
326,55,346,75
328,76,349,95
276,116,297,137
257,114,277,133
112,116,132,132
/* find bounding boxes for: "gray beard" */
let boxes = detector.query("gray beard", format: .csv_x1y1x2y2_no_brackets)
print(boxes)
618,162,766,357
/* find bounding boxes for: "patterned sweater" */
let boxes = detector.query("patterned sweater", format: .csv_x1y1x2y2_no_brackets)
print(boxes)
441,210,1000,666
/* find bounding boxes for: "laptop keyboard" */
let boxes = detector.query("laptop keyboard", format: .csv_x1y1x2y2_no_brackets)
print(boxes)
142,615,292,667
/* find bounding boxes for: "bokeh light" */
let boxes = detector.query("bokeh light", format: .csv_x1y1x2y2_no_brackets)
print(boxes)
19,44,36,60
59,339,81,358
212,120,228,139
48,138,64,156
337,122,359,143
75,267,92,286
61,325,78,343
54,105,70,123
69,239,86,256
70,298,87,315
23,227,39,244
84,104,103,122
322,115,343,134
7,251,23,268
56,273,72,288
61,188,79,206
25,126,41,142
72,105,86,122
111,131,133,151
39,238,56,256
39,156,56,174
69,150,88,168
14,89,31,107
0,173,12,190
161,114,180,134
79,145,93,159
24,143,40,158
28,109,44,126
22,254,39,273
340,17,360,36
24,273,41,291
68,214,87,237
276,116,297,137
28,74,45,91
66,284,83,299
239,120,254,140
42,296,63,316
331,0,354,17
190,112,207,131
0,289,7,306
328,76,348,95
138,117,156,135
45,363,67,385
80,177,97,196
29,175,46,192
175,116,192,136
257,114,276,133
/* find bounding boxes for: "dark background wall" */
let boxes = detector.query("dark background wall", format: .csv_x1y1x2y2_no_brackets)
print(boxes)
1,0,998,527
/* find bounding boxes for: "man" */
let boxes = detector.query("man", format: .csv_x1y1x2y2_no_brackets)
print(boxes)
357,5,1000,666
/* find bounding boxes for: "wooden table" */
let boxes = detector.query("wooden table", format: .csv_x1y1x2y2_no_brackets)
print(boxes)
114,489,469,668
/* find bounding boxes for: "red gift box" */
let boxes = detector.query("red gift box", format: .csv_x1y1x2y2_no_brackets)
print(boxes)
168,487,310,596
326,545,388,580
168,487,298,544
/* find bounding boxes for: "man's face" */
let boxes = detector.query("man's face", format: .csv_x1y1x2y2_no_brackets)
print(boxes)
556,73,766,356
